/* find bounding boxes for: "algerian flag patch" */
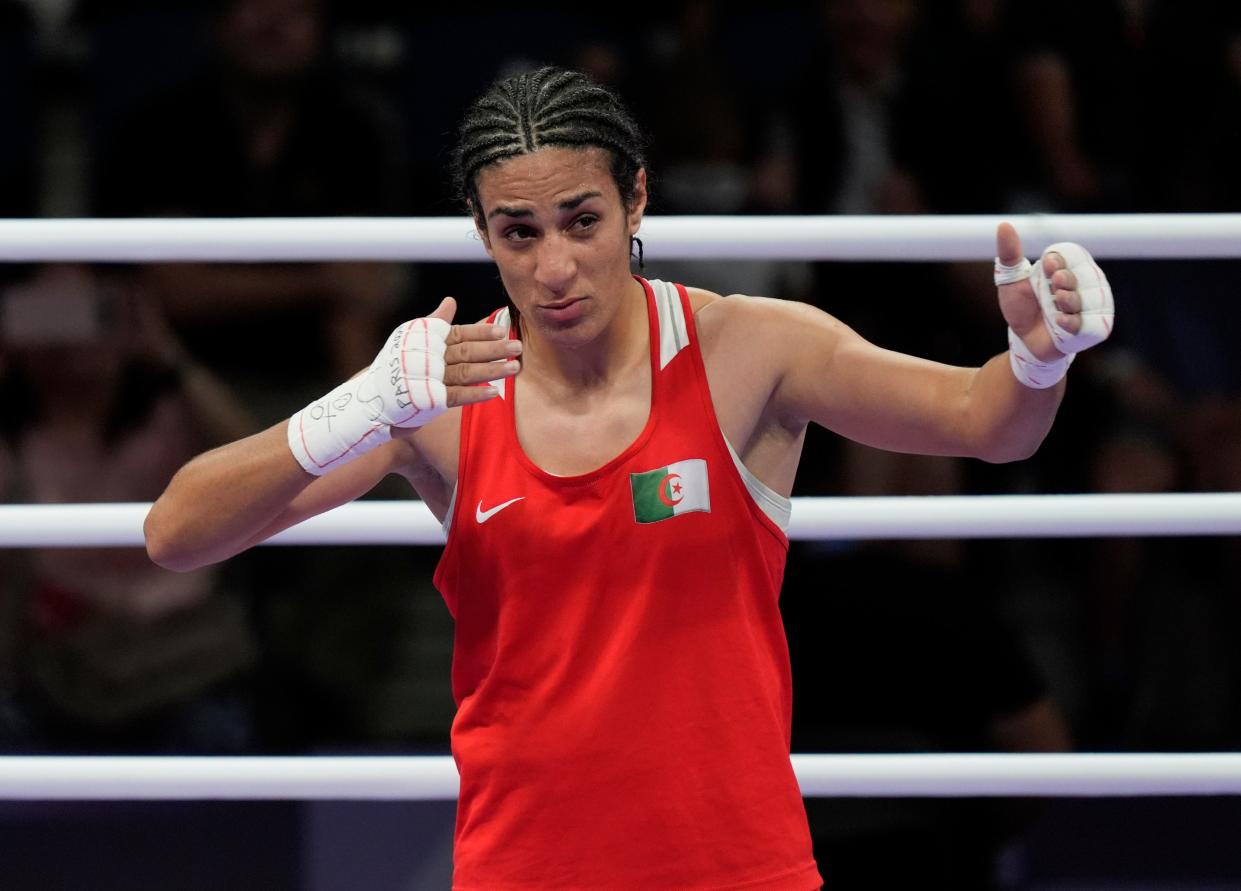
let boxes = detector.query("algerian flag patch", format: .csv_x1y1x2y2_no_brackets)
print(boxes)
630,459,710,524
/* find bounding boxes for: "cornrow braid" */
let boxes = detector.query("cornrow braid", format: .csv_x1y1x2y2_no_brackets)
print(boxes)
453,66,648,224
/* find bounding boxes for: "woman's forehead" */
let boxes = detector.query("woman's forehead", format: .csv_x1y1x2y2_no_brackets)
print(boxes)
475,146,618,212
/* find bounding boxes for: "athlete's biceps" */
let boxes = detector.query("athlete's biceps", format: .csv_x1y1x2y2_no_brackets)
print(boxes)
774,311,871,424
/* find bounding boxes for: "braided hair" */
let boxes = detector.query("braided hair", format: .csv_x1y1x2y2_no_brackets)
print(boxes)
453,66,648,226
452,67,649,335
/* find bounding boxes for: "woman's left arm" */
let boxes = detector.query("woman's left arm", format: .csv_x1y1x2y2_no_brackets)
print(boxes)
763,223,1113,462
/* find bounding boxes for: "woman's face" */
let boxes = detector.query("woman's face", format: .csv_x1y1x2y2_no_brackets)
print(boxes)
474,146,647,347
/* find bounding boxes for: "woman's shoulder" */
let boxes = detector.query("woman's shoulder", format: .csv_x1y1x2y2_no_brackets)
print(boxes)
687,287,801,338
688,287,852,382
684,285,724,315
687,288,785,374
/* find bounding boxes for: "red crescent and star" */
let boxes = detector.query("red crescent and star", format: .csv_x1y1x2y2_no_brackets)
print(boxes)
658,473,684,507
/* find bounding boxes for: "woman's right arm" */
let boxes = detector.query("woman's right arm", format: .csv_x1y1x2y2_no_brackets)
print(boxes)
145,296,519,572
144,423,408,572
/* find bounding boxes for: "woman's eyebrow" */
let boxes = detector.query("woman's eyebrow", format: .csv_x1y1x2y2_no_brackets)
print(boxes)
488,204,531,220
487,191,603,220
557,191,602,210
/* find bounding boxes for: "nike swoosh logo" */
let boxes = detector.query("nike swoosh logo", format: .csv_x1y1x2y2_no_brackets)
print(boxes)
476,496,525,524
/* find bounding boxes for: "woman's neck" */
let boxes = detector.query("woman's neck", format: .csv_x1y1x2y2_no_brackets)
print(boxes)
522,277,649,392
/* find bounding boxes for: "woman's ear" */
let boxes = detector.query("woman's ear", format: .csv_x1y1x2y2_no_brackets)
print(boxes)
627,168,648,236
468,200,493,256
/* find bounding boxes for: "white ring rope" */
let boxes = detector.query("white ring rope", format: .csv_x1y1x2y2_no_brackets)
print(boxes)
1,214,1239,261
3,222,1236,806
1,494,1238,548
0,754,1239,800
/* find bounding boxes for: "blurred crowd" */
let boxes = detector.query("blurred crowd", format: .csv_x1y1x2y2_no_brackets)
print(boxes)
0,0,1239,887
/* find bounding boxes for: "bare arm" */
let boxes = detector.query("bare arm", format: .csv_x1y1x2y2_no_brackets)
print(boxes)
763,303,1062,462
144,297,518,572
764,225,1093,462
144,422,408,572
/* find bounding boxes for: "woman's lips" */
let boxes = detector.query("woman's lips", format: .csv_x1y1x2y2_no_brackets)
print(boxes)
538,296,588,323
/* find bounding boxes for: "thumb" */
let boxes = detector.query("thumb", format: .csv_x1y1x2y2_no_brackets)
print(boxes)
995,222,1025,268
428,296,457,325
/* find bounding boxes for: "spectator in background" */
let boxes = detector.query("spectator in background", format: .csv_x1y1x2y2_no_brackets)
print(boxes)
769,5,1077,881
777,0,998,511
776,0,1014,341
1003,0,1236,213
1007,2,1241,750
1005,0,1158,212
93,0,457,751
777,0,1025,218
635,0,752,216
94,0,413,409
1152,7,1241,214
630,0,802,298
781,0,925,217
0,265,259,752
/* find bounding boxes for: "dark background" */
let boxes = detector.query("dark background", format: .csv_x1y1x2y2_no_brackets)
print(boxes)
1,1,1239,888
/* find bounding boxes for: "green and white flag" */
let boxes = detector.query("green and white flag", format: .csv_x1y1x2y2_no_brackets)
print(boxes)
630,459,710,524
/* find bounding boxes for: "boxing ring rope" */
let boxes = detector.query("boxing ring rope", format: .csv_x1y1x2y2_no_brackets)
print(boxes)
3,213,1240,801
2,493,1240,548
2,754,1241,800
0,213,1239,261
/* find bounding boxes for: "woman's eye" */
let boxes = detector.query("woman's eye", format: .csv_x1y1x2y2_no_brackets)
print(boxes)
573,215,598,232
503,226,534,242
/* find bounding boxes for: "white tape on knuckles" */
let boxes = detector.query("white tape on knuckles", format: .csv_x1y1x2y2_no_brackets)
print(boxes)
288,316,450,476
1031,242,1115,355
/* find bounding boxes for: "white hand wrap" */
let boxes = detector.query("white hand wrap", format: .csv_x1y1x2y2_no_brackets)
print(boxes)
1007,325,1074,389
287,317,450,476
995,242,1115,389
1031,241,1115,354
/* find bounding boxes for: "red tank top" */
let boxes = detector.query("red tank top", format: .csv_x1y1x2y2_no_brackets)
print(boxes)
434,278,821,891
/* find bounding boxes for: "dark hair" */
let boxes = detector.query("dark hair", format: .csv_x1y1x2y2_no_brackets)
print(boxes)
452,66,648,224
452,67,649,335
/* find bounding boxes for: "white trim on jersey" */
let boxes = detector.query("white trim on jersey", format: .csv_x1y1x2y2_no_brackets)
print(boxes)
649,279,689,370
648,279,790,534
724,438,792,534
